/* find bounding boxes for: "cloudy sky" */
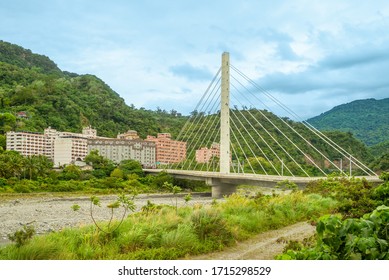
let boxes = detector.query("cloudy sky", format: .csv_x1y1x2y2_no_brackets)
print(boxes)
1,0,388,119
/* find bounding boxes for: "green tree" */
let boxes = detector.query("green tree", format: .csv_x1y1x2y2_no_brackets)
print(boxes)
0,150,24,178
119,159,144,177
61,164,82,180
0,112,16,133
110,168,124,179
85,150,115,177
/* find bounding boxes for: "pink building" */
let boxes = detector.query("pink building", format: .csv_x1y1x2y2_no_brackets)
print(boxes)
146,133,186,164
195,142,220,163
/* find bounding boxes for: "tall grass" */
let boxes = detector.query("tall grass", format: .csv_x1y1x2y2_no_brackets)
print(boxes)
0,191,337,260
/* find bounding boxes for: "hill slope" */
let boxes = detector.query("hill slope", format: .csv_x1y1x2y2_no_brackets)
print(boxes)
307,98,389,146
0,40,187,138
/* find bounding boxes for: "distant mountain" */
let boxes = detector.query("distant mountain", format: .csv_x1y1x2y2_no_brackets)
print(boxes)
307,98,389,146
0,40,187,139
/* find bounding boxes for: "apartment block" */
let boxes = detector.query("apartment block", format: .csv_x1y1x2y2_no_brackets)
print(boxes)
6,131,46,156
146,133,186,164
87,138,156,167
195,142,220,163
6,126,97,166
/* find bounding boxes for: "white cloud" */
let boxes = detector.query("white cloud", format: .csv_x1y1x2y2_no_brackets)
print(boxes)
1,0,389,118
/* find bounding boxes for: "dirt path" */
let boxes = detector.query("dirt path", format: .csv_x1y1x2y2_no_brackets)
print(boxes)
188,221,316,260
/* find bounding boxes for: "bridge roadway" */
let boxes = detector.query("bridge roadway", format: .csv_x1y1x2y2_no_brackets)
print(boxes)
143,169,382,198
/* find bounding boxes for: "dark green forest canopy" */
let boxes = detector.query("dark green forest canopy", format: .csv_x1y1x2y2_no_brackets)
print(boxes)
307,98,389,147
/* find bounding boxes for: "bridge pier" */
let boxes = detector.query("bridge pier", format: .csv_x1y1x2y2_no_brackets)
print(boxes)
206,178,237,198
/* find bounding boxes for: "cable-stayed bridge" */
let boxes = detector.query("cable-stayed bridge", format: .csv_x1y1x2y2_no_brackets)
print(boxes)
145,52,381,197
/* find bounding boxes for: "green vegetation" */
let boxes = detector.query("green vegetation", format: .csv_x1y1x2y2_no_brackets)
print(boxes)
277,173,389,260
277,205,389,260
173,109,375,175
0,190,336,260
0,40,187,138
0,149,209,194
307,98,389,147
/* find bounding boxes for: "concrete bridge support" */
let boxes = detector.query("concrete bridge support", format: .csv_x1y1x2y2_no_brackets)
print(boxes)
206,178,237,198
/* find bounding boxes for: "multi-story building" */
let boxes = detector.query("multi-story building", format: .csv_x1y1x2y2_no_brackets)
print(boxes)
6,131,46,156
146,133,186,164
87,138,156,167
195,142,220,163
53,136,89,167
117,130,140,140
7,126,98,166
6,127,161,168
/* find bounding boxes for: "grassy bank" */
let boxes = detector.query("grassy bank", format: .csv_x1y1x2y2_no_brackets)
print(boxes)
0,191,336,260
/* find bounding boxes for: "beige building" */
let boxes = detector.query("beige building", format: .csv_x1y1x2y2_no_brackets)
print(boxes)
146,133,186,164
87,138,156,167
6,131,46,156
53,136,89,167
117,130,140,140
6,126,98,167
195,142,220,163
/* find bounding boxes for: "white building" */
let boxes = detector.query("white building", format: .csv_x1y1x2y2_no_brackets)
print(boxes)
7,126,97,166
88,138,156,167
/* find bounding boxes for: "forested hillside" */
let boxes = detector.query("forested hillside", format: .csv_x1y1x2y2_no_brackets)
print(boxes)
307,98,389,146
0,40,385,172
0,40,187,141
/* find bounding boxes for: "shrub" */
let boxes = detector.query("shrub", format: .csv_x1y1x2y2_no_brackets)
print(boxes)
304,177,376,218
191,208,234,247
277,205,389,260
7,225,36,247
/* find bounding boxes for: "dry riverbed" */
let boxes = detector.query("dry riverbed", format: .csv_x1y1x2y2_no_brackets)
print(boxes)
0,188,314,259
0,192,214,246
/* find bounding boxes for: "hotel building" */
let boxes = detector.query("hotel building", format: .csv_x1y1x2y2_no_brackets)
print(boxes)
146,133,186,164
195,142,220,163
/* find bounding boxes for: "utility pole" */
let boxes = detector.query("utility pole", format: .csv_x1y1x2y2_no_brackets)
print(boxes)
220,52,230,174
349,155,352,177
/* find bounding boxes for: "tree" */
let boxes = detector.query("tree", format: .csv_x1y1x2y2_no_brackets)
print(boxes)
110,168,124,179
119,159,144,177
61,164,82,180
0,112,16,133
0,150,24,178
85,150,115,177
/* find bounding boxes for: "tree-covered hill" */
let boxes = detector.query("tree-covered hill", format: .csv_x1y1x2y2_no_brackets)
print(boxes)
307,98,389,146
0,40,187,139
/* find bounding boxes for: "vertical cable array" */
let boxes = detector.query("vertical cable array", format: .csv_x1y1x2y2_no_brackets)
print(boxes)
168,58,377,177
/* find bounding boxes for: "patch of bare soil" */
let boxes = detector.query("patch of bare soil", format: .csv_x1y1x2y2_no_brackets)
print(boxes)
188,221,316,260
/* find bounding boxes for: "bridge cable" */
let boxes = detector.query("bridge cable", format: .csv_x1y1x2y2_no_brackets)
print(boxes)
231,64,376,176
230,73,328,176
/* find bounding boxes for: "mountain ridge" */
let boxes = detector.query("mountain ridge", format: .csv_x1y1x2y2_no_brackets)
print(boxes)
0,40,187,139
307,98,389,146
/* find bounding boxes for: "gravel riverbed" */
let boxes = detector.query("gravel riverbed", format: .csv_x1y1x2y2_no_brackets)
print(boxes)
0,192,216,246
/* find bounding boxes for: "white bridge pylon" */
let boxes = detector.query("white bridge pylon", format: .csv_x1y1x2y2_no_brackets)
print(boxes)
168,52,377,178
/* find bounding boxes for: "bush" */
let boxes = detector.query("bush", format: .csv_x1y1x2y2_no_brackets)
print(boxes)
191,208,234,246
304,177,376,218
277,205,389,260
7,225,36,247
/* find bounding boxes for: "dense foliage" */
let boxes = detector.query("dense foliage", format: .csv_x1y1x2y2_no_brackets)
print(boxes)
277,173,389,260
0,149,208,194
277,205,389,260
307,98,389,147
0,40,187,138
